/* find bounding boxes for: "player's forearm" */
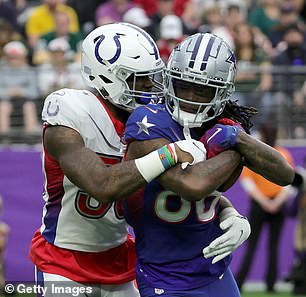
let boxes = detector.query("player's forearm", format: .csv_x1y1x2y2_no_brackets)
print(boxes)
59,146,147,203
160,150,242,201
236,130,294,186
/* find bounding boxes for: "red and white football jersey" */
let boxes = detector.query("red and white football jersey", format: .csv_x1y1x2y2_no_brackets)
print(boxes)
29,89,136,284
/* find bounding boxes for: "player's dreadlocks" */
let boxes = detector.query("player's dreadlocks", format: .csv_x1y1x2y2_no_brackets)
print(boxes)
217,100,258,134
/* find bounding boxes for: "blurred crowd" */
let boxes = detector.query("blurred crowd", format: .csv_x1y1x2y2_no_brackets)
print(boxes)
1,0,306,139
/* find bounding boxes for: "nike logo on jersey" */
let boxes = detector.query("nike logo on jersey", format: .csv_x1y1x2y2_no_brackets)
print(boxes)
144,106,158,114
136,116,155,135
206,128,222,143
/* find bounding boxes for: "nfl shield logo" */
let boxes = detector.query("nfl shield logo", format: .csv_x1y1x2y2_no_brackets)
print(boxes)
154,288,164,295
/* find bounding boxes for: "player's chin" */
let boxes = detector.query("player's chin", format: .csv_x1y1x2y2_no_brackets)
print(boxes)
217,165,243,192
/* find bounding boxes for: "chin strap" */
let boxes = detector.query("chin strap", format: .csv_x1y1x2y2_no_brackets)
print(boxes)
183,123,191,140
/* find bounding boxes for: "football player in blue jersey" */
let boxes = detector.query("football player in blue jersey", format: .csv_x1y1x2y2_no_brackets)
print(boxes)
29,23,211,297
123,33,295,296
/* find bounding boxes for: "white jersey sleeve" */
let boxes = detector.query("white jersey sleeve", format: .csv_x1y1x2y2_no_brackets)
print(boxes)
42,89,85,133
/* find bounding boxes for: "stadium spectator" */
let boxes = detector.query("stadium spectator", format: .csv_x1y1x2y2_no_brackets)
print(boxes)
14,0,40,38
156,14,184,63
236,122,295,293
291,0,306,20
268,0,306,50
197,3,235,50
147,0,192,40
29,23,205,296
270,23,306,136
33,10,83,64
272,23,306,93
95,0,135,26
25,0,79,49
0,0,19,32
0,19,24,61
124,32,295,297
37,38,85,97
122,7,151,29
132,0,190,17
232,21,272,122
65,0,100,35
40,11,82,54
225,4,247,34
0,41,39,134
248,0,281,37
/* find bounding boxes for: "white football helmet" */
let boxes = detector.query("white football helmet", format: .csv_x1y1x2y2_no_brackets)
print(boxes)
164,33,236,127
81,23,164,111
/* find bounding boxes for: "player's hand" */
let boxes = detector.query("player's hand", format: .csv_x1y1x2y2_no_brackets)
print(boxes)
203,215,251,264
200,124,239,159
174,140,207,169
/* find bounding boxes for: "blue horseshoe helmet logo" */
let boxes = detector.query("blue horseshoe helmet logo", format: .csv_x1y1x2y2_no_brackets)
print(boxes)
95,34,122,65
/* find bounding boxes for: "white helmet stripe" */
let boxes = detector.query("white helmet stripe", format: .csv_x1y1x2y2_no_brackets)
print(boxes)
188,34,203,68
123,23,160,60
192,34,216,71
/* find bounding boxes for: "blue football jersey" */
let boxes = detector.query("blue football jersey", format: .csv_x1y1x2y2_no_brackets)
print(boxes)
124,104,232,290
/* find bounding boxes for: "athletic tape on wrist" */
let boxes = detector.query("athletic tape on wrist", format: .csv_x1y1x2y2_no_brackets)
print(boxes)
135,144,177,183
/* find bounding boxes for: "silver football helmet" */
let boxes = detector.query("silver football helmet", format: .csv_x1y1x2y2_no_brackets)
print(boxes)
164,33,236,127
81,23,164,111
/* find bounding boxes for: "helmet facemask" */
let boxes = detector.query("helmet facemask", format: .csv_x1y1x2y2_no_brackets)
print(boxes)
165,68,234,128
119,68,164,108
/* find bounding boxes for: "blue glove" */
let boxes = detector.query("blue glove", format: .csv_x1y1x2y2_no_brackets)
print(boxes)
200,124,239,159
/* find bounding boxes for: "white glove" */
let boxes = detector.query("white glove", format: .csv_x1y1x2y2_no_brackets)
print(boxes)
203,212,251,264
174,140,207,169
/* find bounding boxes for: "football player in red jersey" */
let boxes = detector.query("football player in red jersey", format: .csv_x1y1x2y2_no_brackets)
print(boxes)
29,23,209,297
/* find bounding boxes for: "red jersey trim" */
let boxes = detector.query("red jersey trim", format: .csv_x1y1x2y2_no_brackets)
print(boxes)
29,230,136,284
94,95,125,138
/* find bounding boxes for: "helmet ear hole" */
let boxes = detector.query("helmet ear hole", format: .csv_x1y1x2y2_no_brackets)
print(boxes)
89,75,95,81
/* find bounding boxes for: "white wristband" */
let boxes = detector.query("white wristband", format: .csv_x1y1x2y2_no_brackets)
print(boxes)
135,144,177,183
219,207,240,222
